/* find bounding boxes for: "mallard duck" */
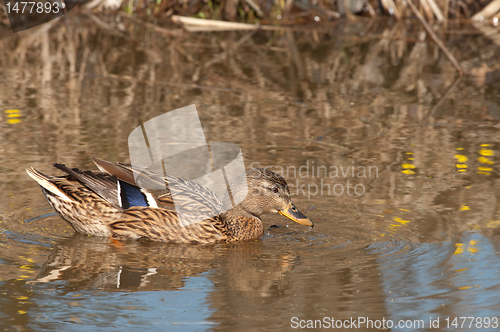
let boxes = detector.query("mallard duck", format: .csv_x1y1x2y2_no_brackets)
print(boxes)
26,158,313,244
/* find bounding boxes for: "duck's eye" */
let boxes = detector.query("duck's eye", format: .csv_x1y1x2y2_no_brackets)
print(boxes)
272,187,279,193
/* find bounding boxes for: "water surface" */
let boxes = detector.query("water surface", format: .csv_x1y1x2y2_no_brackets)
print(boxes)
1,16,500,331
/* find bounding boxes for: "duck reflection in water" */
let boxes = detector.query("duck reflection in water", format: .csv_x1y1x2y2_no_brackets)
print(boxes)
31,234,297,303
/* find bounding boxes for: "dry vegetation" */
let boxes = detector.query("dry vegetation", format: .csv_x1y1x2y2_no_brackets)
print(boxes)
80,0,500,24
1,0,500,29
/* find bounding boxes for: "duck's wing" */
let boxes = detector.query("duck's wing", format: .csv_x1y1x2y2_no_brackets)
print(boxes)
92,158,158,188
92,158,227,242
93,158,223,216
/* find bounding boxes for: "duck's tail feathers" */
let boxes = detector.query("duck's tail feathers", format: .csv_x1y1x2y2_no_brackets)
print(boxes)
26,167,74,202
52,163,121,209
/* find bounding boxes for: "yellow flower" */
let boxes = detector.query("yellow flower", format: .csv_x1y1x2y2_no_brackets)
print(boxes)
393,217,411,224
478,156,494,165
479,148,494,156
454,155,468,163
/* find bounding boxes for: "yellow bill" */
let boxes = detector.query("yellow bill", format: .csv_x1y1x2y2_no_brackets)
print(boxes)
279,202,313,227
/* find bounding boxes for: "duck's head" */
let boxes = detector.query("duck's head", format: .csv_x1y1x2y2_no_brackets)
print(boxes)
223,168,313,227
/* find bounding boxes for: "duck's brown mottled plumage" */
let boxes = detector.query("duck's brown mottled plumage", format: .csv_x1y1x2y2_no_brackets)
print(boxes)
26,158,313,244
